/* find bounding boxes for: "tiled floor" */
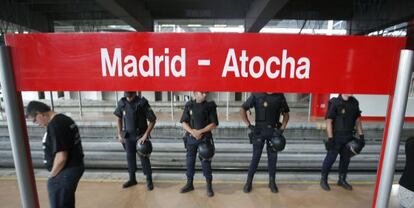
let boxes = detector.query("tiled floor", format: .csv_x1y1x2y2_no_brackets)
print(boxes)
0,179,401,208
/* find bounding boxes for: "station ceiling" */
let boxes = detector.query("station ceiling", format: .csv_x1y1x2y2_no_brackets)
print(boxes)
1,0,413,34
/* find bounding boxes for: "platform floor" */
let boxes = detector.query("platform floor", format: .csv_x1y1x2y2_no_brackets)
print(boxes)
0,178,402,208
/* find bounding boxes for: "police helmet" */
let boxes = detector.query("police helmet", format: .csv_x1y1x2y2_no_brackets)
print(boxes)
345,137,364,157
137,140,153,157
269,134,286,152
198,141,215,160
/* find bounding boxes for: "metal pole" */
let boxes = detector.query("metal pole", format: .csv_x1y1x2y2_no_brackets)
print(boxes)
0,46,39,207
170,91,174,121
308,94,312,122
49,91,54,111
78,91,83,117
374,50,414,208
226,92,229,121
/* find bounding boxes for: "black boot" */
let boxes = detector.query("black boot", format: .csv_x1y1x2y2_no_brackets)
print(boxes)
268,177,278,193
146,175,154,191
243,176,253,193
206,178,214,197
123,172,137,188
337,173,353,190
122,180,137,188
180,178,194,193
320,173,330,191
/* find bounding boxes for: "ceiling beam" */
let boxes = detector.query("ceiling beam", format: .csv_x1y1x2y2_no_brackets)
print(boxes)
96,0,153,31
0,1,53,32
349,0,414,35
244,0,289,32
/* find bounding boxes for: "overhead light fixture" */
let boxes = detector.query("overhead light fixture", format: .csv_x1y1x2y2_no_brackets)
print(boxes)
187,24,202,27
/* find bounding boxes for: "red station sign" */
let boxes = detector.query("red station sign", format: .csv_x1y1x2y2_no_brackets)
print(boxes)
5,33,406,93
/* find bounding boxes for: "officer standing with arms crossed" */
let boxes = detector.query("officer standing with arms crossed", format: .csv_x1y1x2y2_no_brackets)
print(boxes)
320,94,365,191
240,92,290,193
114,91,156,190
180,92,218,197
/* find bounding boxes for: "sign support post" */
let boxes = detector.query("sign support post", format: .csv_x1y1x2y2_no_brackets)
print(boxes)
0,46,39,208
373,49,414,208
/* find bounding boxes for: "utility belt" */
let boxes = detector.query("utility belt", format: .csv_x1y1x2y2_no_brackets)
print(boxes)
255,121,282,129
182,132,213,149
120,129,143,139
248,127,278,144
334,130,354,138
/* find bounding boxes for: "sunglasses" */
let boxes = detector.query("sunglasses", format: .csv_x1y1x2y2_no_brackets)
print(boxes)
31,113,39,123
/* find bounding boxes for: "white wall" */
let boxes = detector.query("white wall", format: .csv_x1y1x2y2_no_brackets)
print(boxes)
21,92,39,101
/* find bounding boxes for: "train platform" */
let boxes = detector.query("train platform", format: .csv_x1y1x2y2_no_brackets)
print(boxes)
0,175,402,208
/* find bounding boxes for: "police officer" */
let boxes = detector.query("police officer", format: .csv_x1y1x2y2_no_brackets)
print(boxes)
320,94,364,191
180,92,219,197
240,92,290,193
114,91,157,190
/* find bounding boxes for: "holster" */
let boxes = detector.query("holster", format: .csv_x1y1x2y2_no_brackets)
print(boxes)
182,134,188,149
248,132,254,144
121,131,130,139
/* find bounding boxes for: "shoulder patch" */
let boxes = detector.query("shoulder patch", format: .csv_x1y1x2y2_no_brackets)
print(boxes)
349,96,359,105
117,98,127,107
207,101,217,109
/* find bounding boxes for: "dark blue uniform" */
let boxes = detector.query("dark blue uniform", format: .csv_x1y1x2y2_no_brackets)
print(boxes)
180,100,219,180
321,95,361,179
114,96,156,182
242,93,289,181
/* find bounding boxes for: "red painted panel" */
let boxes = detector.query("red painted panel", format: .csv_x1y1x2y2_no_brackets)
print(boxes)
5,33,406,93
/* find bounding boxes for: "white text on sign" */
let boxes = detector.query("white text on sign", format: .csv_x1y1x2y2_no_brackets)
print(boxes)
100,48,310,79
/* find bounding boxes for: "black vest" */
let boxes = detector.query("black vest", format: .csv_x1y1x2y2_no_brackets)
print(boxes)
328,96,360,133
118,97,149,134
254,93,284,128
187,100,215,136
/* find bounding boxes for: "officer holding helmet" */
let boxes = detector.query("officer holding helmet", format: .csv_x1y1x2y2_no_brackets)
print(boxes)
114,91,156,190
180,91,218,197
320,94,365,191
240,92,290,193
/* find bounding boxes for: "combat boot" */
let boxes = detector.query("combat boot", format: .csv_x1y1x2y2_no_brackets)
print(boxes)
320,173,330,191
337,173,353,190
243,176,253,193
269,176,279,193
146,175,154,191
180,178,194,193
206,178,214,197
122,180,137,188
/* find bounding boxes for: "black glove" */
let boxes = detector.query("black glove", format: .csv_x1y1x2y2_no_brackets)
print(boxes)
323,138,335,151
274,129,284,136
248,124,255,132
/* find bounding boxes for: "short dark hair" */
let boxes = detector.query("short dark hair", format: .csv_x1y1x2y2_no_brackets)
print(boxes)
26,101,51,118
124,91,137,97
